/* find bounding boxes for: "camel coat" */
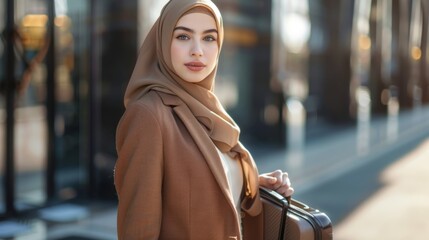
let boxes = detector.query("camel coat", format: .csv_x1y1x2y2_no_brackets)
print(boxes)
115,91,263,240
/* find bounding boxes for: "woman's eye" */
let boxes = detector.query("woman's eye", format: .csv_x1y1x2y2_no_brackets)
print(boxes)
176,35,189,40
204,35,216,42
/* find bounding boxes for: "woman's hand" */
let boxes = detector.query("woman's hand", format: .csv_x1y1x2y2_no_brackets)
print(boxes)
259,170,294,197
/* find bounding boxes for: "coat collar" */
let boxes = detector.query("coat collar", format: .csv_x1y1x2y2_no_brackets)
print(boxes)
156,91,181,106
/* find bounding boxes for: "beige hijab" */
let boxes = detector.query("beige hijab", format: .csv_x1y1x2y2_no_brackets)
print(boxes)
123,0,261,214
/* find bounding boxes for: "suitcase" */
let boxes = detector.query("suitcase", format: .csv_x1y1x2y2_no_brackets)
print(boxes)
259,187,333,240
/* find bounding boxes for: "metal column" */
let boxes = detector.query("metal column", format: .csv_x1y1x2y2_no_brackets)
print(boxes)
46,0,56,200
4,0,16,216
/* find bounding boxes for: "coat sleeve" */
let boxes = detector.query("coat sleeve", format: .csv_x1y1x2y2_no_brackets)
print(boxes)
114,101,163,240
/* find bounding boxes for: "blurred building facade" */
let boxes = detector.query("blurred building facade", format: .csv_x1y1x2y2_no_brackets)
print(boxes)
0,0,428,219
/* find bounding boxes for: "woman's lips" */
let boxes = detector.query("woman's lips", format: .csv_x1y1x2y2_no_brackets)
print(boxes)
185,62,206,71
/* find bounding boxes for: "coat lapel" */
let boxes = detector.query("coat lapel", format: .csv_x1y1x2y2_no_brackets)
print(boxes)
173,104,235,205
156,92,236,213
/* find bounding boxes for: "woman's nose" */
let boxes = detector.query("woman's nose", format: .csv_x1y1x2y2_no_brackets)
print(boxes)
190,41,203,57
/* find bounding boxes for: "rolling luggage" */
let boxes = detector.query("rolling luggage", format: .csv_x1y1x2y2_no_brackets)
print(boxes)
260,187,333,240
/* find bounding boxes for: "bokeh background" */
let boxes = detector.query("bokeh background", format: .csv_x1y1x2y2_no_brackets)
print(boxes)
1,0,429,239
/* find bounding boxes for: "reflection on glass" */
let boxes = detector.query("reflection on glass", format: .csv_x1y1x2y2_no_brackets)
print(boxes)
215,0,274,135
53,0,89,200
285,98,305,167
272,0,311,151
380,0,393,113
356,86,371,155
350,0,371,117
14,0,49,209
14,107,47,208
273,0,310,100
387,96,399,142
281,4,310,54
410,0,423,107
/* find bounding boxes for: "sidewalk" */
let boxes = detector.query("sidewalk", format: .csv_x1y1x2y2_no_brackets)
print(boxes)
334,138,429,240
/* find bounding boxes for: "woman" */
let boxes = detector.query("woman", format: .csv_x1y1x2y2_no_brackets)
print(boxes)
114,0,294,239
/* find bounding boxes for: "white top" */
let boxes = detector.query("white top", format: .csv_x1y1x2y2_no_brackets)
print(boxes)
216,148,243,215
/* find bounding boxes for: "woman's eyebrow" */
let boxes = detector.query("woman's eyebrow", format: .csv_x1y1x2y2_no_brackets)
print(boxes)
203,29,218,34
174,26,218,34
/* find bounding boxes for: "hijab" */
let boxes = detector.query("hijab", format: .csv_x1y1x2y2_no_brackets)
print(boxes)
123,0,261,214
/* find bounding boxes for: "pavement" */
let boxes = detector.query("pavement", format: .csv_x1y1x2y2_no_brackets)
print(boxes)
1,106,429,239
334,138,429,240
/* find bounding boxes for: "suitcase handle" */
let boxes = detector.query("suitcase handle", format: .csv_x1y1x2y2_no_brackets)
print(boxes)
259,187,291,240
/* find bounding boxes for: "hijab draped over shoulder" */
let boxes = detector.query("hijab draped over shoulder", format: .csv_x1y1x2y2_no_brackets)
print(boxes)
123,0,261,215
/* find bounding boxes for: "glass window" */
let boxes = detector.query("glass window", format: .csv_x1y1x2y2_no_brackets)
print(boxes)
9,0,91,208
214,0,285,144
52,0,90,201
94,0,138,198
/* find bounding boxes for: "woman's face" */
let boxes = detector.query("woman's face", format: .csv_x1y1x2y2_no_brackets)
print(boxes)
171,12,219,83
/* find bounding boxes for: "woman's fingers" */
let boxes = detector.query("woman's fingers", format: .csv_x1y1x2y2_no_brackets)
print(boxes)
269,170,284,190
260,170,294,197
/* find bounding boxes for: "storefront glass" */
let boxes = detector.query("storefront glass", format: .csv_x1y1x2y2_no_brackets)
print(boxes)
215,0,284,144
0,0,91,214
52,0,90,201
